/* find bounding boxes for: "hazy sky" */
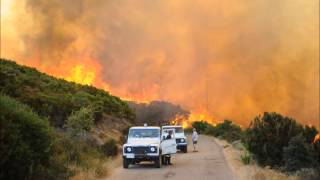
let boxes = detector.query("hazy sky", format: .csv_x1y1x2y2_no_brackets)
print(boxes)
1,0,319,126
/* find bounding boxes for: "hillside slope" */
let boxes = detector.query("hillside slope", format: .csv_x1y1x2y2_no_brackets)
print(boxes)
0,58,137,179
0,58,135,128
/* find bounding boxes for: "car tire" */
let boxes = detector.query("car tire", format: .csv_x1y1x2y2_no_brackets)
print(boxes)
183,146,188,153
161,155,165,164
155,156,161,168
123,158,129,169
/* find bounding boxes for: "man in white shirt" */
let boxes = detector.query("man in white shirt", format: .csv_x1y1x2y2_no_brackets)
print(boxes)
192,128,198,152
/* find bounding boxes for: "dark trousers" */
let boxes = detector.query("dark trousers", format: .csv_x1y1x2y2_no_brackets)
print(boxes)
164,155,171,164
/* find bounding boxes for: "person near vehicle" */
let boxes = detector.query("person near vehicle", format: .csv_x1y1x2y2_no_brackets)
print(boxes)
164,130,173,165
192,128,198,152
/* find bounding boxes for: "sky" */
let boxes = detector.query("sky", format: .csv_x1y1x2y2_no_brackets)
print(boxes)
1,0,319,127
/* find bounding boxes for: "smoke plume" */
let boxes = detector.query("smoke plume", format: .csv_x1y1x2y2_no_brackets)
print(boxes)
1,0,319,126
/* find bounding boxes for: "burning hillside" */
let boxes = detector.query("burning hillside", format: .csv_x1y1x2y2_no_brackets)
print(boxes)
1,0,319,127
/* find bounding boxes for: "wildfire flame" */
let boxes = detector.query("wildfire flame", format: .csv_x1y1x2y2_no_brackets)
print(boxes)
169,111,217,129
1,0,318,128
314,133,320,144
66,65,95,85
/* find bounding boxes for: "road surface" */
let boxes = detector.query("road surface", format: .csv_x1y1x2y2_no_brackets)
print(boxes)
105,135,235,180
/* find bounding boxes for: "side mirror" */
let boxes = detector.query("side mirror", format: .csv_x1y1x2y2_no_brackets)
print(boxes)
162,135,166,140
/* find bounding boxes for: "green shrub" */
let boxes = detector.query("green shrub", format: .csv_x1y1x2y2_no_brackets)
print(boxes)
283,135,318,171
192,120,211,133
214,120,242,142
241,151,252,165
244,112,310,168
192,120,243,143
65,107,94,137
0,95,54,179
0,59,135,127
101,139,118,157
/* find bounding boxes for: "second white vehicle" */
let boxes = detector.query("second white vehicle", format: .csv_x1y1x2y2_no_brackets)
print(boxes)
162,125,188,153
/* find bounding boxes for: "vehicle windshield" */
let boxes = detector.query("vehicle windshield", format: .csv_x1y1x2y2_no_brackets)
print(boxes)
128,129,160,138
175,127,183,133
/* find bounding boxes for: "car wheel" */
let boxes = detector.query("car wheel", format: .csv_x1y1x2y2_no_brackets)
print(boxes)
183,146,188,153
155,156,161,168
123,158,129,169
161,155,165,164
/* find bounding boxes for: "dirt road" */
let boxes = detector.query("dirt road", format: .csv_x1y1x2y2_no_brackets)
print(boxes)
106,135,235,180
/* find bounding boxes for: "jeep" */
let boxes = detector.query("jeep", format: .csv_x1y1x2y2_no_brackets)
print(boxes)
122,126,177,168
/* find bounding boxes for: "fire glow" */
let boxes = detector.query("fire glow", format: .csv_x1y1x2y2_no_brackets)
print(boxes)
1,0,319,128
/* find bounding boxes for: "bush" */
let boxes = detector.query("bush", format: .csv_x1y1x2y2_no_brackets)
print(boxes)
244,112,304,167
213,120,242,142
283,135,318,171
191,120,243,143
101,139,118,157
192,120,212,133
0,95,54,179
241,151,252,165
65,107,94,137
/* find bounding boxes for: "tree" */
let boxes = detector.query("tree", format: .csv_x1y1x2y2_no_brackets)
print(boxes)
0,95,53,179
244,112,303,167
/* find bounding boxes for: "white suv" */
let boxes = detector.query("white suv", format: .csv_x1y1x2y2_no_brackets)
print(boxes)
122,126,177,168
162,125,187,153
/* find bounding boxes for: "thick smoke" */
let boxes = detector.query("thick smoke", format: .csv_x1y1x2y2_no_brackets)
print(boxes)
1,0,319,126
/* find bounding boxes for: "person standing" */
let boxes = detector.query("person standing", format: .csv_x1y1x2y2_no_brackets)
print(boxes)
192,128,198,152
164,130,173,165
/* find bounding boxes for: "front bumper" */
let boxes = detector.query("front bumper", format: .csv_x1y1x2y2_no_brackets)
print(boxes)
176,143,187,150
123,153,159,161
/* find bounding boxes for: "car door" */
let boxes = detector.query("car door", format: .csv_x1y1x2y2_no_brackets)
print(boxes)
161,128,177,155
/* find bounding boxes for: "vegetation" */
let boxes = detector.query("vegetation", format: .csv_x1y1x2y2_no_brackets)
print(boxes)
101,139,119,157
192,120,243,143
240,151,252,165
244,112,318,169
192,120,211,134
65,107,94,137
0,59,133,179
192,112,319,173
283,134,318,171
0,95,59,179
0,59,135,127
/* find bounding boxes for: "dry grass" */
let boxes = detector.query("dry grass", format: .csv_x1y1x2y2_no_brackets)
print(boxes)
214,138,300,180
70,157,112,180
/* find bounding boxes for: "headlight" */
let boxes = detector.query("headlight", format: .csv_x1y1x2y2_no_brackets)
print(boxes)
126,147,132,152
150,147,156,152
180,138,185,143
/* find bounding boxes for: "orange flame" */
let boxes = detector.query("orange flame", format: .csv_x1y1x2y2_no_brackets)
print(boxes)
314,133,320,143
66,65,95,85
169,111,217,129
